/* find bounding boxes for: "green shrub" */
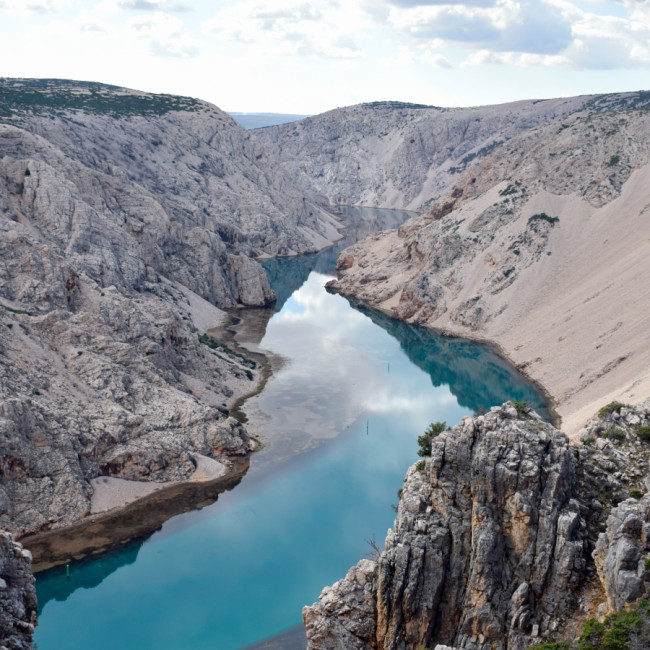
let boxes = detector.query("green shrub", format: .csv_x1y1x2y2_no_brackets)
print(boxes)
630,490,643,500
417,421,447,457
198,333,256,369
636,426,650,443
598,402,628,419
583,437,596,445
415,460,426,472
576,602,647,650
0,79,201,117
607,155,620,167
528,644,572,650
513,401,529,416
605,427,625,441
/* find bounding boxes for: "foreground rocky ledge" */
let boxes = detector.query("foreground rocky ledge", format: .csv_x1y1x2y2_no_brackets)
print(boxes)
304,402,650,649
0,532,36,650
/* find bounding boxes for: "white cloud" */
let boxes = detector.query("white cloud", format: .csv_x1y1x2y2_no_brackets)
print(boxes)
461,48,514,65
0,0,72,13
387,0,650,70
388,1,574,55
387,0,499,5
117,0,192,11
127,11,200,56
79,21,106,32
202,1,368,59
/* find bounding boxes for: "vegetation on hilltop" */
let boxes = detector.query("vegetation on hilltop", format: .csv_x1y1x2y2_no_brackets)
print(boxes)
0,78,201,118
360,100,438,110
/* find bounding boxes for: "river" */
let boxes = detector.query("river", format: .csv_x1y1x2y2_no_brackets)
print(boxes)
34,206,549,650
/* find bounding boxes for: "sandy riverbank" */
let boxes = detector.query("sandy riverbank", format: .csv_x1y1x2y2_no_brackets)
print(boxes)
89,454,228,514
20,457,250,573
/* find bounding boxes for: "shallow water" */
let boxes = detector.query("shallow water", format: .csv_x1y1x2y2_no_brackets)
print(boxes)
35,207,548,650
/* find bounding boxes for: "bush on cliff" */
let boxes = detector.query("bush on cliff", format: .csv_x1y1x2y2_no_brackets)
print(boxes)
529,598,650,650
417,421,447,457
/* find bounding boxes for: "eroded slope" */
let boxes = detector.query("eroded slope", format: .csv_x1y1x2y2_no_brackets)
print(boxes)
328,104,650,434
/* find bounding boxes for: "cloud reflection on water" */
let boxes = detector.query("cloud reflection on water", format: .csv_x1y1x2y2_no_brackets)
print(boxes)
249,271,457,456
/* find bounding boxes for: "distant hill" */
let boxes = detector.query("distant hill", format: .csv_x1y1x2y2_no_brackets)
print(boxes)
228,112,310,129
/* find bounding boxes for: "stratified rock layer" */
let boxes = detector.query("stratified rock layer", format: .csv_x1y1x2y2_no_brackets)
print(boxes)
0,532,37,650
304,403,650,650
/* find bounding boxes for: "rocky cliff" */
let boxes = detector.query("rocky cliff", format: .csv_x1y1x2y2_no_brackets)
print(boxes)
255,94,648,212
0,532,37,650
325,93,650,434
0,78,341,538
304,401,650,649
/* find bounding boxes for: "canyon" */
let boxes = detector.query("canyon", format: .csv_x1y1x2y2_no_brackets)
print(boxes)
1,80,649,649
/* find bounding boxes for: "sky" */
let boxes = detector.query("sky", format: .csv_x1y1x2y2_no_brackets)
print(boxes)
1,0,649,114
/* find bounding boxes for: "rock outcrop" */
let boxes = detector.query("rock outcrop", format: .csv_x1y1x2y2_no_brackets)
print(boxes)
0,532,37,650
325,93,650,435
256,94,649,212
304,403,650,649
0,78,342,538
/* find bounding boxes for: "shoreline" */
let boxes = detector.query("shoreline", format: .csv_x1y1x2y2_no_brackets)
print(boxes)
207,309,277,424
20,457,250,574
329,287,562,429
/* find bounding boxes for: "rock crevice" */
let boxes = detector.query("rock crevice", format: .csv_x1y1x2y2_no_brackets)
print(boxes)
304,403,650,650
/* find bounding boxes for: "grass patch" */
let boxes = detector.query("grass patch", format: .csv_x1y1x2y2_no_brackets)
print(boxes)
1,304,27,315
499,182,521,197
605,427,625,441
529,598,650,650
576,602,648,650
198,333,256,369
513,401,530,417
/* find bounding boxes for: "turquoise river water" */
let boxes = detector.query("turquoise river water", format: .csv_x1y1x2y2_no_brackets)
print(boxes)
34,207,549,650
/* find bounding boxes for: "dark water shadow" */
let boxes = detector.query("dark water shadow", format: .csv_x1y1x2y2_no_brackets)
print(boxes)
264,206,416,310
30,457,250,611
346,300,554,421
239,624,306,650
35,539,142,616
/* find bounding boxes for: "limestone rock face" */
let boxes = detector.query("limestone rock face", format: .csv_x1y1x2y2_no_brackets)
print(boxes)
0,79,342,309
0,79,341,537
306,405,587,650
594,495,650,612
589,405,650,612
304,403,650,650
303,559,378,650
0,532,37,650
256,94,648,212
